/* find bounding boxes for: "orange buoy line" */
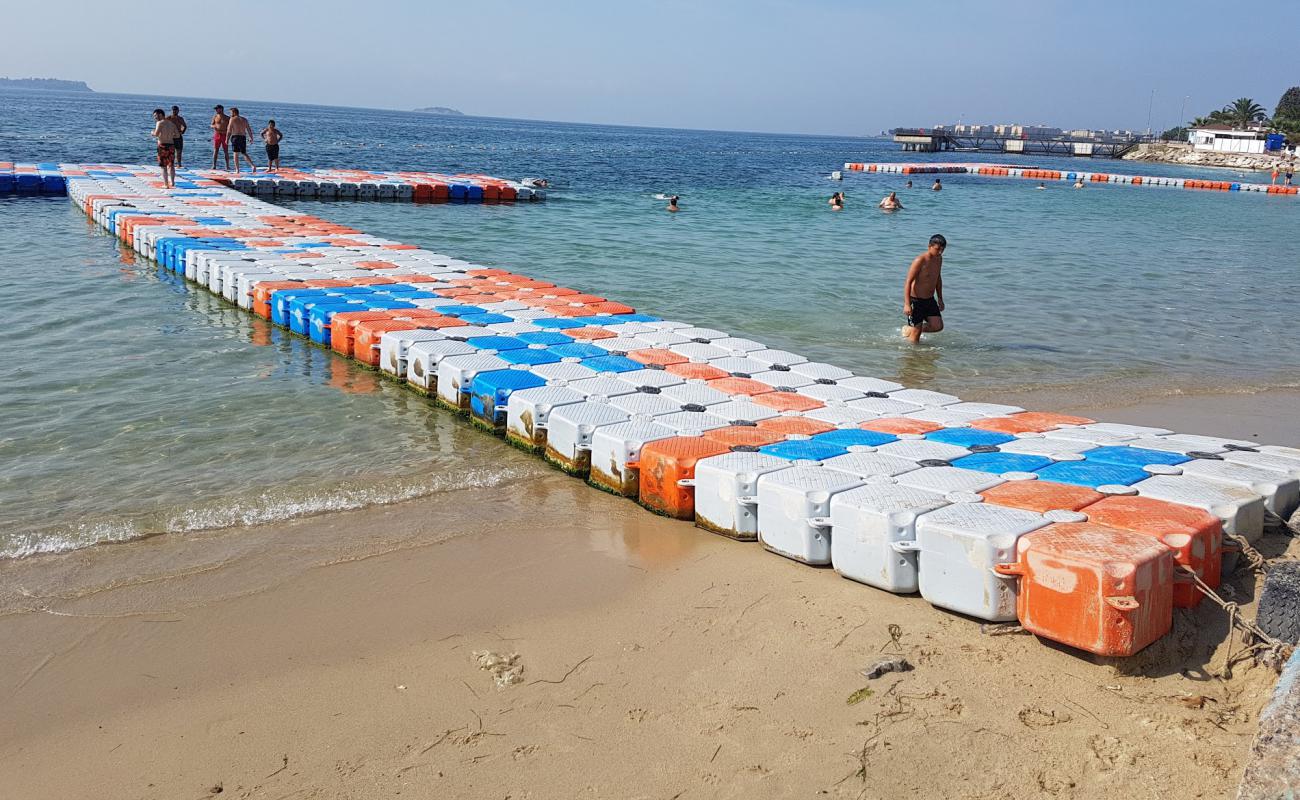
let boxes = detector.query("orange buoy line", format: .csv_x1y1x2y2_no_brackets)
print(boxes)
844,162,1299,195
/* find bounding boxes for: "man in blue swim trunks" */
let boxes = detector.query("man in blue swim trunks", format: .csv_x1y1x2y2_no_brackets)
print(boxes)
902,234,946,343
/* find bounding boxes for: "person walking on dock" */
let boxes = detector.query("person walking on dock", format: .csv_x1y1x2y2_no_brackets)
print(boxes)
150,109,178,189
166,106,187,169
261,119,283,172
226,108,257,174
902,234,946,344
210,105,231,170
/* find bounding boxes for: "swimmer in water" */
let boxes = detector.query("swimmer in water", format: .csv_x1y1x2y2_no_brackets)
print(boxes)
1037,182,1046,190
1074,177,1085,189
667,195,679,212
879,191,903,211
932,178,942,191
830,192,844,211
906,180,913,188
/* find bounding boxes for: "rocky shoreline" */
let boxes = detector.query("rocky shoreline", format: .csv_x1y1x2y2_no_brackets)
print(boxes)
1123,141,1286,171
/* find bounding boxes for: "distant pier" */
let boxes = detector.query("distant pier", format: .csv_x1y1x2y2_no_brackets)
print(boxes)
892,128,1150,158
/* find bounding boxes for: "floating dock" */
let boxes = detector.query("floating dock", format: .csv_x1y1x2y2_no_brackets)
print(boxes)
845,161,1300,195
0,162,544,202
4,161,1299,660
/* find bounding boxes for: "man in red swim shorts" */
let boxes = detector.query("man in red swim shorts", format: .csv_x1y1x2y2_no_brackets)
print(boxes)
210,104,231,170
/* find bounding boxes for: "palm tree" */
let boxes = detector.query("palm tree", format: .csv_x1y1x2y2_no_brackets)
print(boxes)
1219,98,1267,129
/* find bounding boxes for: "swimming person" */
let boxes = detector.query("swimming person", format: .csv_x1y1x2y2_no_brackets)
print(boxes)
902,234,947,344
667,195,679,212
227,107,257,174
1037,182,1046,190
1074,177,1085,189
932,178,942,191
830,192,844,211
261,119,283,172
878,191,903,210
906,180,913,188
166,105,187,169
210,105,231,170
150,109,178,189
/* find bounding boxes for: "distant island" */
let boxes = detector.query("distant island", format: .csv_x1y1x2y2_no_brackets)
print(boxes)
0,77,94,92
413,106,464,116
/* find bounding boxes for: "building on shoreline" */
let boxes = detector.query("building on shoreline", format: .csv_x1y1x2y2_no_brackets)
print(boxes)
1187,124,1275,154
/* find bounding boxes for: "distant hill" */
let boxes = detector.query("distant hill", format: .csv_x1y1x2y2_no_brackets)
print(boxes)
0,77,93,92
414,106,464,116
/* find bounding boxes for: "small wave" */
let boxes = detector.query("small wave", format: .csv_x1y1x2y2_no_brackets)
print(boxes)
0,466,538,561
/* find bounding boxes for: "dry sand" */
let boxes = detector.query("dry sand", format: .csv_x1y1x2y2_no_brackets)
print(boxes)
1,388,1296,800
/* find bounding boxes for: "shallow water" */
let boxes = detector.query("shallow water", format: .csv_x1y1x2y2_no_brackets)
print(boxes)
2,88,1297,557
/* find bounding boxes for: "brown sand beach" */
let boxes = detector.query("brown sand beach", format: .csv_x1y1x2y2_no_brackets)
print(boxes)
0,387,1296,800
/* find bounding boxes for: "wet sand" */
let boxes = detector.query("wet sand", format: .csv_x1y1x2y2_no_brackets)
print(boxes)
1,388,1296,799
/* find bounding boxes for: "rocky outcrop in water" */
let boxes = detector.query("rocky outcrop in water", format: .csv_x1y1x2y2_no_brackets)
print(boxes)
1124,142,1284,171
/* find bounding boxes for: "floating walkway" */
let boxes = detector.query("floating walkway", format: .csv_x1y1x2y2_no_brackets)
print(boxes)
5,160,1299,660
845,161,1300,195
1,162,544,202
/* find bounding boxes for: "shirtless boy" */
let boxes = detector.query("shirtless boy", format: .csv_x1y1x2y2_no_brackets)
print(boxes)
211,105,231,170
226,107,257,174
902,234,947,343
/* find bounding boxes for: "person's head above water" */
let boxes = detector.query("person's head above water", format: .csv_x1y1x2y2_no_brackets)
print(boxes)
929,233,947,252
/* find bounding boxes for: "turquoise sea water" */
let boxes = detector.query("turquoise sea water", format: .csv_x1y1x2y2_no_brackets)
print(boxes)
2,88,1297,557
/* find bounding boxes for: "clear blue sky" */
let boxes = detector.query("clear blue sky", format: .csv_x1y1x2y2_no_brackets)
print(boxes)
3,0,1292,135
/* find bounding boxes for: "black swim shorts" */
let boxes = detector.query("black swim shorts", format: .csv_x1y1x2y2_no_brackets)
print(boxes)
906,295,941,327
231,134,247,154
173,135,184,152
266,144,280,161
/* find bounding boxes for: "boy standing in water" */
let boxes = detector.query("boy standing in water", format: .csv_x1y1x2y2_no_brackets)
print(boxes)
902,234,946,343
261,119,283,171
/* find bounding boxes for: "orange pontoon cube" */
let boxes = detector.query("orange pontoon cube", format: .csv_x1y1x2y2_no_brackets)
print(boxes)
352,319,438,367
752,392,824,413
250,281,306,319
980,480,1103,513
707,377,773,396
971,411,1095,434
702,426,784,449
996,523,1174,657
665,362,729,381
756,416,835,436
861,417,942,435
628,348,688,367
638,436,733,519
1081,495,1223,608
330,311,404,357
567,327,616,340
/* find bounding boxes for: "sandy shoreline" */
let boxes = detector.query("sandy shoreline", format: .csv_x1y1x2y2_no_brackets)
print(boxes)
1,387,1297,798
